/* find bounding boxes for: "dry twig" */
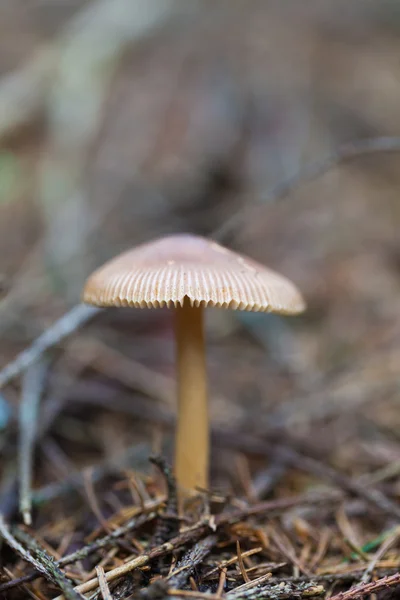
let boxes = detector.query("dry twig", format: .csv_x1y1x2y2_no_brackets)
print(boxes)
360,525,400,583
213,136,400,242
0,515,84,600
0,499,162,593
167,535,217,589
150,456,179,548
0,305,100,388
19,358,49,525
53,491,336,598
329,572,400,600
96,565,114,600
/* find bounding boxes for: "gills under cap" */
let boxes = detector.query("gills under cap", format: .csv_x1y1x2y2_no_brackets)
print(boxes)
83,234,305,314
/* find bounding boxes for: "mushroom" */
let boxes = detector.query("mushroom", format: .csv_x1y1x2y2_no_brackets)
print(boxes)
82,234,305,495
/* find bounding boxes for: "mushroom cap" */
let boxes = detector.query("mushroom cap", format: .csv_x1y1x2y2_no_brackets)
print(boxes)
83,234,305,314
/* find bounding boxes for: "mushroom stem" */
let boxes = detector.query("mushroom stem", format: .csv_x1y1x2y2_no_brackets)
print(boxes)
175,296,208,495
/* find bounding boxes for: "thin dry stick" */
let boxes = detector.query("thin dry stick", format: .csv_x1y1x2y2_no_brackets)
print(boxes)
0,515,57,584
32,438,152,507
0,516,84,600
2,135,399,385
223,428,400,527
42,388,399,522
189,576,199,591
0,500,162,593
64,388,400,521
168,591,220,600
233,573,273,593
0,305,100,388
83,467,113,534
1,135,399,388
150,456,180,551
214,429,400,521
329,572,400,600
53,491,335,599
276,443,400,522
204,547,263,580
308,528,331,571
236,540,250,583
269,567,400,586
360,525,400,583
212,136,400,242
19,358,49,525
174,586,317,600
96,566,113,600
68,337,175,407
49,387,394,523
226,581,325,600
14,528,85,600
268,526,311,577
336,505,368,561
216,568,227,597
59,372,398,521
3,566,41,600
167,535,217,589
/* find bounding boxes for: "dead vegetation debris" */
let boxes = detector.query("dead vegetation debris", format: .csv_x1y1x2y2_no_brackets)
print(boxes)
1,449,400,600
2,2,400,599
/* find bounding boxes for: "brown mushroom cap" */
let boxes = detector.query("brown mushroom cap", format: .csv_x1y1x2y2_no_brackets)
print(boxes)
83,234,305,314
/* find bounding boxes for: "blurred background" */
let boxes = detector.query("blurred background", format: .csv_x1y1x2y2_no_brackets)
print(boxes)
1,0,400,497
